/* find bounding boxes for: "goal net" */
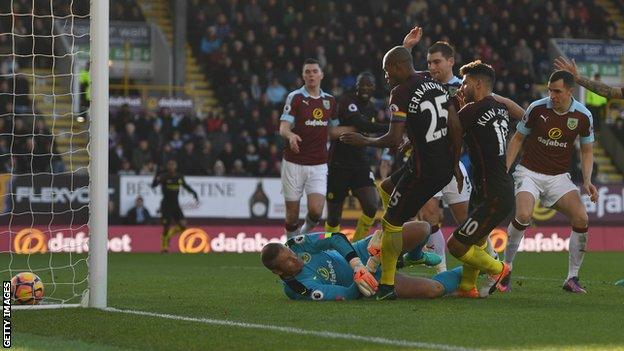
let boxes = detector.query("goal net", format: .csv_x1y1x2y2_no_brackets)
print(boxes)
0,0,108,308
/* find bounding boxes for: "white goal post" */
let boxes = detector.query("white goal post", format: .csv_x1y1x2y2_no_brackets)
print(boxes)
88,0,109,309
1,0,108,309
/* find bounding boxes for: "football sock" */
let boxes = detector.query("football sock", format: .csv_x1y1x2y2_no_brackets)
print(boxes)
161,232,168,251
404,231,431,261
324,222,341,233
161,227,174,250
568,227,588,279
285,222,300,239
379,218,403,286
353,213,375,242
458,244,503,275
459,242,487,290
432,266,463,295
377,183,391,211
485,237,497,258
459,264,480,291
300,214,319,234
504,218,529,266
426,226,447,272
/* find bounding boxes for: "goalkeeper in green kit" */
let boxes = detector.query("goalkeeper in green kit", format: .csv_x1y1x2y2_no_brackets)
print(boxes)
260,221,463,301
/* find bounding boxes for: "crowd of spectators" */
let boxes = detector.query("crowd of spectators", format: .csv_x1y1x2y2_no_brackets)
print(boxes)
108,103,283,176
0,0,621,178
0,0,143,174
176,0,616,177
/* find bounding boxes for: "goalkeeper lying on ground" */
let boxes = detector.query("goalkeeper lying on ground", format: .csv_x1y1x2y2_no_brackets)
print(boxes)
260,221,462,301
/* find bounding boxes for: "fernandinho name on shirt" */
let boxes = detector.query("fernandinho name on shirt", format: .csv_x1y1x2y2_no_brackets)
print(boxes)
408,81,446,113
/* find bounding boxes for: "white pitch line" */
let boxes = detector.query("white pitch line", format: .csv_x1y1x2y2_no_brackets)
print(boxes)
105,307,478,351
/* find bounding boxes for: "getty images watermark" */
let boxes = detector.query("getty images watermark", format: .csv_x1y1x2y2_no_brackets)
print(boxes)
2,281,10,348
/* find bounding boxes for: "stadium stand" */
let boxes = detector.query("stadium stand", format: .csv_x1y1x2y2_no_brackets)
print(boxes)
169,0,615,178
0,0,143,175
3,0,620,179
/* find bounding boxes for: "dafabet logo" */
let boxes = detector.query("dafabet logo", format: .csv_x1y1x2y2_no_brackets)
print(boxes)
14,229,47,254
178,228,210,253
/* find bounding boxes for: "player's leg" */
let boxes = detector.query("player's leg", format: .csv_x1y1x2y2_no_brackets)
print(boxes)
504,192,535,267
400,220,430,252
449,200,469,224
504,166,541,272
445,162,498,260
403,197,443,268
394,273,445,299
450,200,496,262
160,221,171,253
282,160,305,238
447,162,471,225
324,166,349,232
394,267,463,298
176,218,187,235
377,180,392,211
422,164,471,272
162,206,186,252
171,206,186,235
284,201,301,238
377,165,403,211
377,171,450,300
367,165,405,298
447,195,513,296
324,200,344,233
351,169,379,241
301,194,324,234
160,204,173,253
414,198,446,262
551,189,589,293
301,164,328,234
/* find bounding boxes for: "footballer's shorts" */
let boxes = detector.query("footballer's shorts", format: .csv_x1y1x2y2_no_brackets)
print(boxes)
281,159,328,201
512,164,579,208
433,161,471,205
384,161,452,226
161,203,184,225
452,185,514,245
326,166,376,203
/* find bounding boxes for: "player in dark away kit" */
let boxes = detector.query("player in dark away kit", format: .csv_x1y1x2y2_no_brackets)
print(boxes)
152,159,199,253
340,46,464,300
446,61,514,298
325,72,387,242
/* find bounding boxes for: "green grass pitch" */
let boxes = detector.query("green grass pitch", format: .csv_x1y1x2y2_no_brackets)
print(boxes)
3,252,624,350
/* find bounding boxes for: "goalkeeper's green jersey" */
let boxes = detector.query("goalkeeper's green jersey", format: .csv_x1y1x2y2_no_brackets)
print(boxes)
281,232,372,301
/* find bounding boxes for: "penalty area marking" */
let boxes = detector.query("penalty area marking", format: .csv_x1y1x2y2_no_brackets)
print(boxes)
105,307,478,351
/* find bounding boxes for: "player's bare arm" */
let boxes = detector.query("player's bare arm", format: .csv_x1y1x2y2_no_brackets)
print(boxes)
402,25,423,50
580,142,598,203
492,93,525,120
279,120,302,154
554,56,623,99
446,104,464,193
339,120,404,148
506,131,525,172
328,126,356,140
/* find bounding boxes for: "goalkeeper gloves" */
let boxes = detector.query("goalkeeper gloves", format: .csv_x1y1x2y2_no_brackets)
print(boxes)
365,230,382,273
367,230,382,257
349,257,378,297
